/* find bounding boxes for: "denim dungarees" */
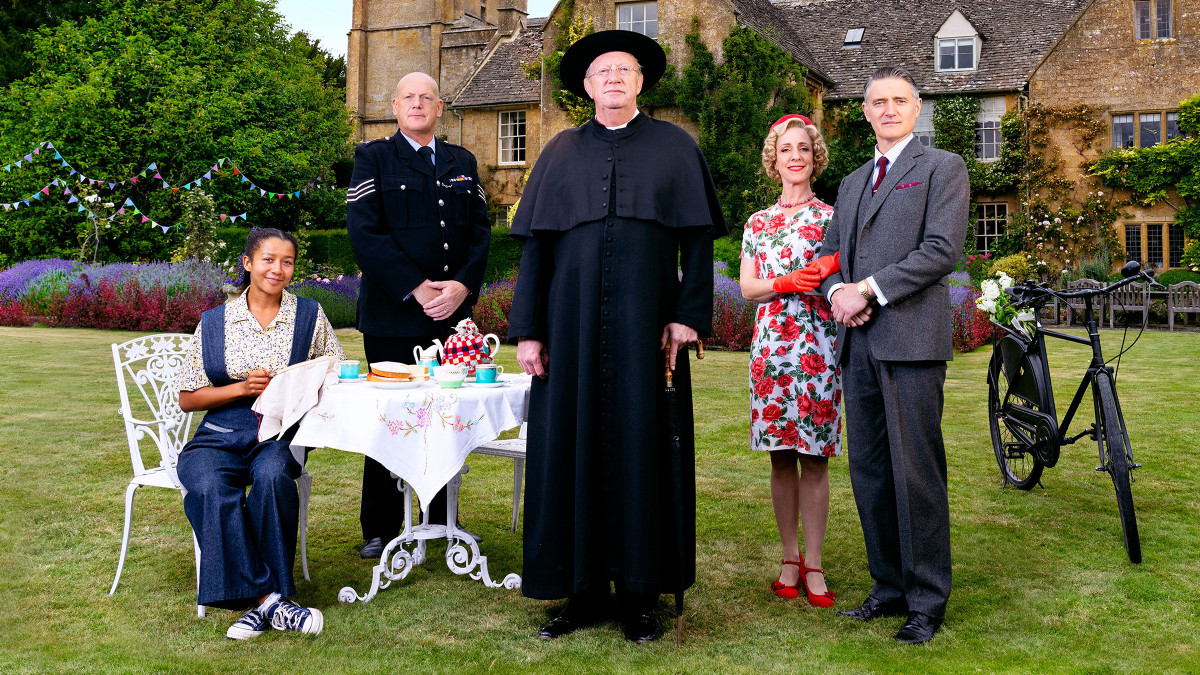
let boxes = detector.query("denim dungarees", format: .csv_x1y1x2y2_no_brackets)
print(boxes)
177,297,318,609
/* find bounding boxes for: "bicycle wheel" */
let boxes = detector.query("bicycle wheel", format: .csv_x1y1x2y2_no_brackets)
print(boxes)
1095,372,1141,563
988,349,1044,490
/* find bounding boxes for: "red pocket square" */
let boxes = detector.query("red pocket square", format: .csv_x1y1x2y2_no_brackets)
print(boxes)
895,181,923,190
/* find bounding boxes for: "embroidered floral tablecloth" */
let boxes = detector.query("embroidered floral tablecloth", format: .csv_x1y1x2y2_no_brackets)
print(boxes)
291,376,531,506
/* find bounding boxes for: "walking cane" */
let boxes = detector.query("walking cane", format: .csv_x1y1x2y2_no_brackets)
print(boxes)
663,340,703,646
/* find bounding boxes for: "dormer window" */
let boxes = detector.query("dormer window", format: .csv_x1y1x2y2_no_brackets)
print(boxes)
934,10,980,72
938,38,975,70
843,28,864,49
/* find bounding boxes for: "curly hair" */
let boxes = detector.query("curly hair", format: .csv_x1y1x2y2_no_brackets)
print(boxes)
761,119,829,183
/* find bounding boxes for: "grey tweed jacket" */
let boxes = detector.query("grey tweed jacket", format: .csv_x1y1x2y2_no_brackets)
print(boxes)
817,138,970,363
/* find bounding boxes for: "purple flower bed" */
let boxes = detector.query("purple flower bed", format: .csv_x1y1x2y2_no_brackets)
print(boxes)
711,270,756,350
0,258,77,300
291,275,361,329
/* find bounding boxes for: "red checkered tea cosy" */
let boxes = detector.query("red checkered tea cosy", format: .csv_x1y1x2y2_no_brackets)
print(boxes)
441,318,498,375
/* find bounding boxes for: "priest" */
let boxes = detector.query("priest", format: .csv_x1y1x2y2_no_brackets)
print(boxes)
508,29,726,644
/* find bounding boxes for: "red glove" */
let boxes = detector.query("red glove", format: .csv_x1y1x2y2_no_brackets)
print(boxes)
772,252,841,293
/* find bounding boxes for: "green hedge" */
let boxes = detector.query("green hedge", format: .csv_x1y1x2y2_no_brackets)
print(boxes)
217,225,522,284
1156,269,1200,286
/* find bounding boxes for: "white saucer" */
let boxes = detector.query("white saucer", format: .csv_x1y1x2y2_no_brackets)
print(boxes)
368,380,421,390
470,381,504,388
339,376,366,383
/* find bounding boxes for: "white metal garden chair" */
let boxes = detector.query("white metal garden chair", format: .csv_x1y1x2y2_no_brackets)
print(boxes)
471,387,529,532
109,333,313,618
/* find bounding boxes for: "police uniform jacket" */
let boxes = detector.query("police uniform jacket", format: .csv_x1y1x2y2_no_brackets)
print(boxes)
347,131,491,337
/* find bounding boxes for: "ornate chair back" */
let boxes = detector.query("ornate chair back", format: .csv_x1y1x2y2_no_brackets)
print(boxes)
111,334,195,486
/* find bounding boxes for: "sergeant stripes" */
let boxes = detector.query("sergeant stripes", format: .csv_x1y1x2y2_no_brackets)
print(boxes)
346,178,375,203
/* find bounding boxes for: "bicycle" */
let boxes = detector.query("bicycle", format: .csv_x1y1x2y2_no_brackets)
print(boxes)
986,261,1158,563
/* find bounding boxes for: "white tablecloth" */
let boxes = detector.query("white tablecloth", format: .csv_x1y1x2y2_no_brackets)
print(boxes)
291,374,531,505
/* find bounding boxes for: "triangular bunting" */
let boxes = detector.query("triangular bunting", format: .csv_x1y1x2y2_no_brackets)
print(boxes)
141,216,149,223
203,171,211,180
41,187,50,195
67,195,78,204
220,214,228,222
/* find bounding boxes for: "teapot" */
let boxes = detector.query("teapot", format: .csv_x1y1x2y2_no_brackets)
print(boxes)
439,318,501,376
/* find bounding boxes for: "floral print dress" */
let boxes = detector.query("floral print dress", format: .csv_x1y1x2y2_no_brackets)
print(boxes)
741,201,842,456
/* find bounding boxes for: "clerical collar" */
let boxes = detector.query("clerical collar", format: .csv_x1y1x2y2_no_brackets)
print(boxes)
602,110,640,130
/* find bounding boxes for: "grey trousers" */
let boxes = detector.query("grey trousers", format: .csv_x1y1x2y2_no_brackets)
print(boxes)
842,327,952,618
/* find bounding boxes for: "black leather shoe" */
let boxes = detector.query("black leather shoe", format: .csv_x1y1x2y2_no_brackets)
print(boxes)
621,611,662,644
537,601,601,640
836,595,908,621
894,612,942,644
359,537,385,559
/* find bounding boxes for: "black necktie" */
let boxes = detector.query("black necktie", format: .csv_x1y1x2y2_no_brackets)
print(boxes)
418,145,434,169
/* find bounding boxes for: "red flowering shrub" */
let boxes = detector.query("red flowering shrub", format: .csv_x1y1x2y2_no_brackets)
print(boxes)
0,300,30,326
474,270,517,338
950,284,995,353
53,276,223,332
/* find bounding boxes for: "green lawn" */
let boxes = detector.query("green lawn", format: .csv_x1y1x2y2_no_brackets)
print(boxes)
0,325,1197,673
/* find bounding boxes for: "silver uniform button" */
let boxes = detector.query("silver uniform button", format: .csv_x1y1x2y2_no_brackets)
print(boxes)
443,243,449,250
438,199,444,206
440,220,445,227
400,185,406,191
443,265,449,272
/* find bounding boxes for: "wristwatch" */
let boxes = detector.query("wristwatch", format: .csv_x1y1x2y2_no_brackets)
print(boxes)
857,280,873,300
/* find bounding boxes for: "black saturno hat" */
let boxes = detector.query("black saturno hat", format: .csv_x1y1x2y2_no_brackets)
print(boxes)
559,29,666,100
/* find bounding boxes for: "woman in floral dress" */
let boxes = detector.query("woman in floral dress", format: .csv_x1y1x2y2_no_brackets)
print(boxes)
739,115,842,608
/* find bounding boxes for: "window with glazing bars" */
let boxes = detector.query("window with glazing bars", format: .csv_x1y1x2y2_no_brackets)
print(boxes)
1147,224,1164,268
498,110,526,165
975,203,1007,254
617,2,658,38
1113,114,1135,148
1125,224,1142,262
1169,224,1185,267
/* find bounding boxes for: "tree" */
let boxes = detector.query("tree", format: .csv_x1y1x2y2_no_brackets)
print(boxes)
0,0,99,86
678,20,813,234
0,0,353,266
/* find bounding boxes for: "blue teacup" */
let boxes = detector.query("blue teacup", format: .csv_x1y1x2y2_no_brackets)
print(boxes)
338,360,360,379
418,358,439,372
475,364,504,384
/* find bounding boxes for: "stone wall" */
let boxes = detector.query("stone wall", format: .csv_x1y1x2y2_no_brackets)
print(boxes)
1030,0,1199,264
451,104,543,208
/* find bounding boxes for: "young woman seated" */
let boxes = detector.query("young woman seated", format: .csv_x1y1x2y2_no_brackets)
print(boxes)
173,227,345,639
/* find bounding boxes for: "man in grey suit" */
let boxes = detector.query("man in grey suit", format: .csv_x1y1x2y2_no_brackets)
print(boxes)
817,66,969,644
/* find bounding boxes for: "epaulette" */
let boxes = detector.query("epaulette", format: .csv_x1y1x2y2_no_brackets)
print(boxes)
357,135,393,148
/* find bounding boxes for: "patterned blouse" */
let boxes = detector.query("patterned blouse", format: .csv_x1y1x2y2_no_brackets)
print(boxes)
173,290,345,394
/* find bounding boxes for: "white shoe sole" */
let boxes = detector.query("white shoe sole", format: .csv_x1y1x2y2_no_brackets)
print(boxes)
226,624,267,640
302,607,324,636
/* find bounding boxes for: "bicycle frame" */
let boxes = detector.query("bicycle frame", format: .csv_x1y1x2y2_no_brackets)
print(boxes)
992,292,1125,466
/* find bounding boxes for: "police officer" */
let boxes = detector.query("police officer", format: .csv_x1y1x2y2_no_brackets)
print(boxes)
347,72,491,559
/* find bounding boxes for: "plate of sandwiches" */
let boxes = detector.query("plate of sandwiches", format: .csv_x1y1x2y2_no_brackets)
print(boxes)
365,362,428,389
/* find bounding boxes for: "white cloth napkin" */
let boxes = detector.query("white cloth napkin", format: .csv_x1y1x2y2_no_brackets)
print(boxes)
253,355,340,441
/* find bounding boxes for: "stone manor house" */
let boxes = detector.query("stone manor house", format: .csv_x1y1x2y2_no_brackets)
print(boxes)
345,0,1199,269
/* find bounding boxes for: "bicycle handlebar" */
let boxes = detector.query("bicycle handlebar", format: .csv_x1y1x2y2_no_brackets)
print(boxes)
1006,268,1159,307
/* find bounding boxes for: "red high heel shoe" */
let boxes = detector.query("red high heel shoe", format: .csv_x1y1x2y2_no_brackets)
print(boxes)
770,558,804,599
802,565,837,608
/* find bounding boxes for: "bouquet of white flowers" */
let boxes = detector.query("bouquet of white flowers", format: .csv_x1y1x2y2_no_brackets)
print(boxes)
975,271,1037,340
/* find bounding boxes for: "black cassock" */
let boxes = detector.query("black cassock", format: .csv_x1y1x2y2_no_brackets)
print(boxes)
508,113,726,600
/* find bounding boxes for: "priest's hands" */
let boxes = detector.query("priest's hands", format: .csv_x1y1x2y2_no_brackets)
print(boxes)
417,279,469,321
661,322,698,371
517,338,549,379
